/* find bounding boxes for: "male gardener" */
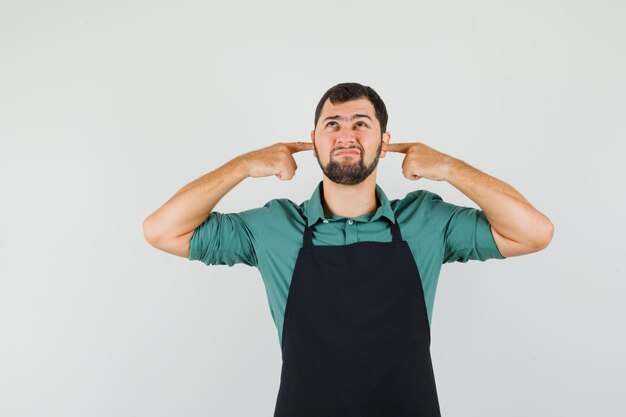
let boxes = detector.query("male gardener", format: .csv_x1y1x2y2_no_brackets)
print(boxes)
143,82,554,416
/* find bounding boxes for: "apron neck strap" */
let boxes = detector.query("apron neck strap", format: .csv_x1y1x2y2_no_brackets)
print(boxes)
303,218,402,249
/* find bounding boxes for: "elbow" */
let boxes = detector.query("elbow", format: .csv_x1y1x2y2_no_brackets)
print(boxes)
532,218,555,251
143,216,161,246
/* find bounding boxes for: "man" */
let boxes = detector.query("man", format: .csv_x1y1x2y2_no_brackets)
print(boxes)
143,82,554,416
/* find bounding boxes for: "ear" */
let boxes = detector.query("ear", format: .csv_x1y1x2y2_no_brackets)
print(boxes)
380,132,391,158
310,129,317,158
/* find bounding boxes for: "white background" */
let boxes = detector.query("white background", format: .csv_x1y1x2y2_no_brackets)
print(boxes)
1,0,624,416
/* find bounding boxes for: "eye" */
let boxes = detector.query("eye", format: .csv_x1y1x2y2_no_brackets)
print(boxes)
326,121,368,128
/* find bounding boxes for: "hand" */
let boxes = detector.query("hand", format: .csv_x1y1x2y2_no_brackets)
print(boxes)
236,141,315,180
382,142,457,181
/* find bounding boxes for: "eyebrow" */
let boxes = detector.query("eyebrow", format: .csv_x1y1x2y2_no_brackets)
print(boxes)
322,114,373,124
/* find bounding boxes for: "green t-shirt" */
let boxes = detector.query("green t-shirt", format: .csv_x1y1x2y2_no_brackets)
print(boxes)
189,181,505,347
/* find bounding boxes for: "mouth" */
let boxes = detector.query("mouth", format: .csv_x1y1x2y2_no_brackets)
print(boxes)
334,149,360,156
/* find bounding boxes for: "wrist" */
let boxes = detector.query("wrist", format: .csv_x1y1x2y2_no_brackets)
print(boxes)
226,156,252,180
442,156,462,182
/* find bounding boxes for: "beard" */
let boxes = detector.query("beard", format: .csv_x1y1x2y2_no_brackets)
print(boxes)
315,141,383,185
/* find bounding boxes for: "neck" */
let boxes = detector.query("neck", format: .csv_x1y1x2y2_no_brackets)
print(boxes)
320,173,379,218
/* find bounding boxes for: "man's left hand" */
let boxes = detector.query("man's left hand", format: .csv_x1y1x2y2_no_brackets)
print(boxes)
382,142,457,182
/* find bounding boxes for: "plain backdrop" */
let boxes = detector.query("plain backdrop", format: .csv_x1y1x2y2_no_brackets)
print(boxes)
1,0,625,416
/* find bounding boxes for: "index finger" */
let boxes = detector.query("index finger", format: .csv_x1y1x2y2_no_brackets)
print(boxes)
283,141,315,153
382,143,413,153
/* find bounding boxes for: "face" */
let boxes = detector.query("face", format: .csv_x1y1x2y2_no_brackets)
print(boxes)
311,97,391,185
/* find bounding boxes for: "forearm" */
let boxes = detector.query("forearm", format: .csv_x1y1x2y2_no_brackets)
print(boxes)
143,157,249,242
444,158,554,247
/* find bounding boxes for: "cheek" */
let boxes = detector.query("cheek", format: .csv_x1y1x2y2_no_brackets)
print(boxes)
314,137,332,153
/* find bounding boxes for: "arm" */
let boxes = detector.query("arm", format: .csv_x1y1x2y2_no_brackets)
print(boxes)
443,158,554,257
142,158,249,258
383,141,554,258
142,142,314,258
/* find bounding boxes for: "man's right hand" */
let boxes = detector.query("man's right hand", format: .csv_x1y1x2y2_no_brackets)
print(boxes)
236,142,315,180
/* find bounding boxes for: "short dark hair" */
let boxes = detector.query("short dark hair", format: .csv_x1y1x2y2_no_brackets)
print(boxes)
314,82,388,135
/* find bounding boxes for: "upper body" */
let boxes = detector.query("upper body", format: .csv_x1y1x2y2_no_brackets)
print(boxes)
145,82,554,348
188,180,505,347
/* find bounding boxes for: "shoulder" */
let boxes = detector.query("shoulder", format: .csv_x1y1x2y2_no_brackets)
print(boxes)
254,197,308,232
228,197,301,218
390,188,443,215
251,198,307,259
260,197,306,219
390,189,470,240
387,189,444,241
264,197,303,211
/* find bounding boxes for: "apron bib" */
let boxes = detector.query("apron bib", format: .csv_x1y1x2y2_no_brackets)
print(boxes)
273,217,442,417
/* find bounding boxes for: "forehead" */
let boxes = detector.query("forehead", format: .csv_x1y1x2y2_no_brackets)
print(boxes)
319,97,376,118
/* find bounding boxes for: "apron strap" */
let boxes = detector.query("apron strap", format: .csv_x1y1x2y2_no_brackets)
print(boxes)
303,223,314,249
390,219,403,243
303,218,403,249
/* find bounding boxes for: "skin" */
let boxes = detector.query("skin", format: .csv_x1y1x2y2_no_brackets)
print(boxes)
144,97,554,259
309,97,391,218
309,97,554,257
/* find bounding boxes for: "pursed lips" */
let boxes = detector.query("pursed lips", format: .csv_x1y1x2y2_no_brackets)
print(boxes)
334,148,360,155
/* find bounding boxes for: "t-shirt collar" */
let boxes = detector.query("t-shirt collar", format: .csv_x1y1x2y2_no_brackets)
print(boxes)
303,180,396,227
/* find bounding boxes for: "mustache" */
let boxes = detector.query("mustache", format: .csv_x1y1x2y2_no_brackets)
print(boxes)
332,146,362,154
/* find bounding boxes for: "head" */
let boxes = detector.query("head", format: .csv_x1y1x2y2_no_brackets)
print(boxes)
310,82,391,185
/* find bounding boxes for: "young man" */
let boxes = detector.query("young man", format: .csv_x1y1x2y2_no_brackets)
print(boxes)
143,82,554,416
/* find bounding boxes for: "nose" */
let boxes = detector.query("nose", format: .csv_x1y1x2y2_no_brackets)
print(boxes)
335,127,357,146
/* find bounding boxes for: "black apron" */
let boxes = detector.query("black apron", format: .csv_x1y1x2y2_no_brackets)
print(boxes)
273,216,442,417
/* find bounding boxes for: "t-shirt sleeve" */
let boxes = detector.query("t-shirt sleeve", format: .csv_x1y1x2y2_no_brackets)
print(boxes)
426,192,506,263
187,201,272,267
